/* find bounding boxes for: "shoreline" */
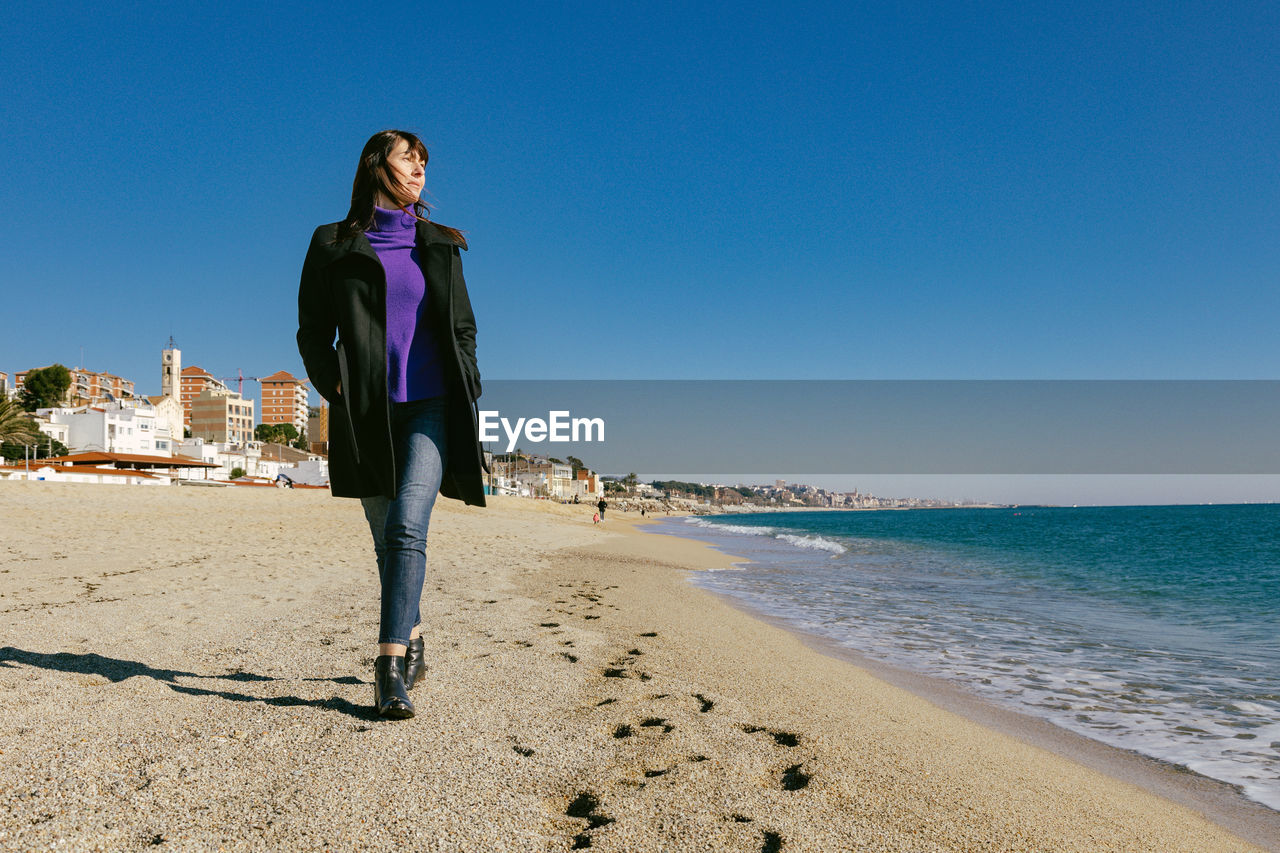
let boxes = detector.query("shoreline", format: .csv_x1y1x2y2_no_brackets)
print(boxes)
645,518,1279,846
1,483,1274,850
639,514,1280,847
573,508,1277,849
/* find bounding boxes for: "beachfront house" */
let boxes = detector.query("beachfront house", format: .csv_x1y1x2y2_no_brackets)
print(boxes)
39,399,176,456
0,462,170,485
174,437,328,485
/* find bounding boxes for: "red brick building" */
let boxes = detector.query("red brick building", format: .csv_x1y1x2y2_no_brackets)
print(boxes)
259,370,309,434
15,366,135,406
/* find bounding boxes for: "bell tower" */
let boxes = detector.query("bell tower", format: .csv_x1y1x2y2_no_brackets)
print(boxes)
162,336,181,400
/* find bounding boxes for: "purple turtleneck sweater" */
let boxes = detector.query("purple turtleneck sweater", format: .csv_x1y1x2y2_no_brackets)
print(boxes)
365,206,446,402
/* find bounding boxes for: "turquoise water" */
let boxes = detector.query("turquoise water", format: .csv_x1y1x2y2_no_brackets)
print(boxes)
654,504,1280,810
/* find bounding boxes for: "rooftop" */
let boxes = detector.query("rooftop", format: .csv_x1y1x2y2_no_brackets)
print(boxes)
47,451,219,469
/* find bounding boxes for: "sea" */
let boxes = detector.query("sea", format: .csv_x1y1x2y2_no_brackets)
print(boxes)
650,504,1280,811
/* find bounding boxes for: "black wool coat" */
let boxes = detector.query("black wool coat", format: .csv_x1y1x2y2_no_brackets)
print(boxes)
296,219,486,506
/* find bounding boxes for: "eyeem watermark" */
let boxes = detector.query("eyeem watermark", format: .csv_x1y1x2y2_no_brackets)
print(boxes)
478,410,605,453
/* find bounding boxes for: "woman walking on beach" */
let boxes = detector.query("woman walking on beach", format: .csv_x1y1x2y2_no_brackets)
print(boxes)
297,129,486,720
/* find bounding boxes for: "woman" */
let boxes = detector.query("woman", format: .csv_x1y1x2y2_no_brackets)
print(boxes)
297,129,486,720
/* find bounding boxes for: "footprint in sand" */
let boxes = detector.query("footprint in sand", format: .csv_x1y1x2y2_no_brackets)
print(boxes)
565,792,614,849
780,763,810,791
639,716,674,734
741,724,801,748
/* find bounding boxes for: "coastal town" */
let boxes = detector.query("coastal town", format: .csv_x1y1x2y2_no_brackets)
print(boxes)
0,339,327,489
0,340,983,510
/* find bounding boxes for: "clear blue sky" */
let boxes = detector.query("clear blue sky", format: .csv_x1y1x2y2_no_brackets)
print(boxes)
2,2,1277,500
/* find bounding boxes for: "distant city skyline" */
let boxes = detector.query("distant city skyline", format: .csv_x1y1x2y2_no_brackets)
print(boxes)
3,1,1276,504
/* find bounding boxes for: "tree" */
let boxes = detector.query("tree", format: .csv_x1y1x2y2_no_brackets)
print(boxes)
566,455,585,476
18,364,72,411
256,423,301,445
291,429,308,451
229,467,246,480
0,396,40,444
624,472,638,492
0,397,65,462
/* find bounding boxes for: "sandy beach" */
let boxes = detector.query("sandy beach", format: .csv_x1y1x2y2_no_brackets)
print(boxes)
1,482,1275,852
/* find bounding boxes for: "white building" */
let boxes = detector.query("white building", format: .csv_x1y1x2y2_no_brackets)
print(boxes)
288,457,330,486
146,395,184,446
178,437,262,480
175,437,325,484
30,416,69,450
0,463,170,485
40,399,176,456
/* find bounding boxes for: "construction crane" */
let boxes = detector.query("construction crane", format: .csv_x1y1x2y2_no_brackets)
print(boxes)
217,369,262,396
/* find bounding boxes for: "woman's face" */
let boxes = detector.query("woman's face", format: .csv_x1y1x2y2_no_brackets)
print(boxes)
384,138,425,204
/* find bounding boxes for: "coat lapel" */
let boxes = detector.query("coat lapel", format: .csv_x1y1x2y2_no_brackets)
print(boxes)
341,231,384,270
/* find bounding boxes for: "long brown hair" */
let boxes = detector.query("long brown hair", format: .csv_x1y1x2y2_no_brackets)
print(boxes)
334,129,465,246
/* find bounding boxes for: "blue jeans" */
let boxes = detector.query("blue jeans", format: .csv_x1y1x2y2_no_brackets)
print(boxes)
360,397,448,646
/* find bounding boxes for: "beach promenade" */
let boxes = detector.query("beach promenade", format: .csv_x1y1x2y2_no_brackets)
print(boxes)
0,482,1270,851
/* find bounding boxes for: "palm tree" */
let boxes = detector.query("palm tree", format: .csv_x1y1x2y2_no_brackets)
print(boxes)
0,396,40,445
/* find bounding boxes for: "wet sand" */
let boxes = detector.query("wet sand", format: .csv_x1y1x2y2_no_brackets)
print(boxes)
0,482,1274,851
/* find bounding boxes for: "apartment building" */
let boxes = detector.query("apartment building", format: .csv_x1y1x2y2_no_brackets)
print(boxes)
259,370,309,433
189,387,255,444
15,366,135,405
73,368,134,403
179,365,228,428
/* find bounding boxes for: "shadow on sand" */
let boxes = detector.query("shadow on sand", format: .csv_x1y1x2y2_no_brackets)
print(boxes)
0,647,375,720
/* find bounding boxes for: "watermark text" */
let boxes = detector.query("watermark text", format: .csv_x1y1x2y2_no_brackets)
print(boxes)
478,410,605,452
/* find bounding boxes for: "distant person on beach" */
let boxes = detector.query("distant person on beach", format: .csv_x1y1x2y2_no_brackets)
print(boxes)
597,497,607,520
297,129,485,721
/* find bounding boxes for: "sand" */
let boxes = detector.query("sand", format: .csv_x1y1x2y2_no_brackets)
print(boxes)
0,481,1275,852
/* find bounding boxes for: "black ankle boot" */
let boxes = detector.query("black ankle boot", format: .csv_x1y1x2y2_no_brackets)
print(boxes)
373,654,415,719
404,636,426,690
